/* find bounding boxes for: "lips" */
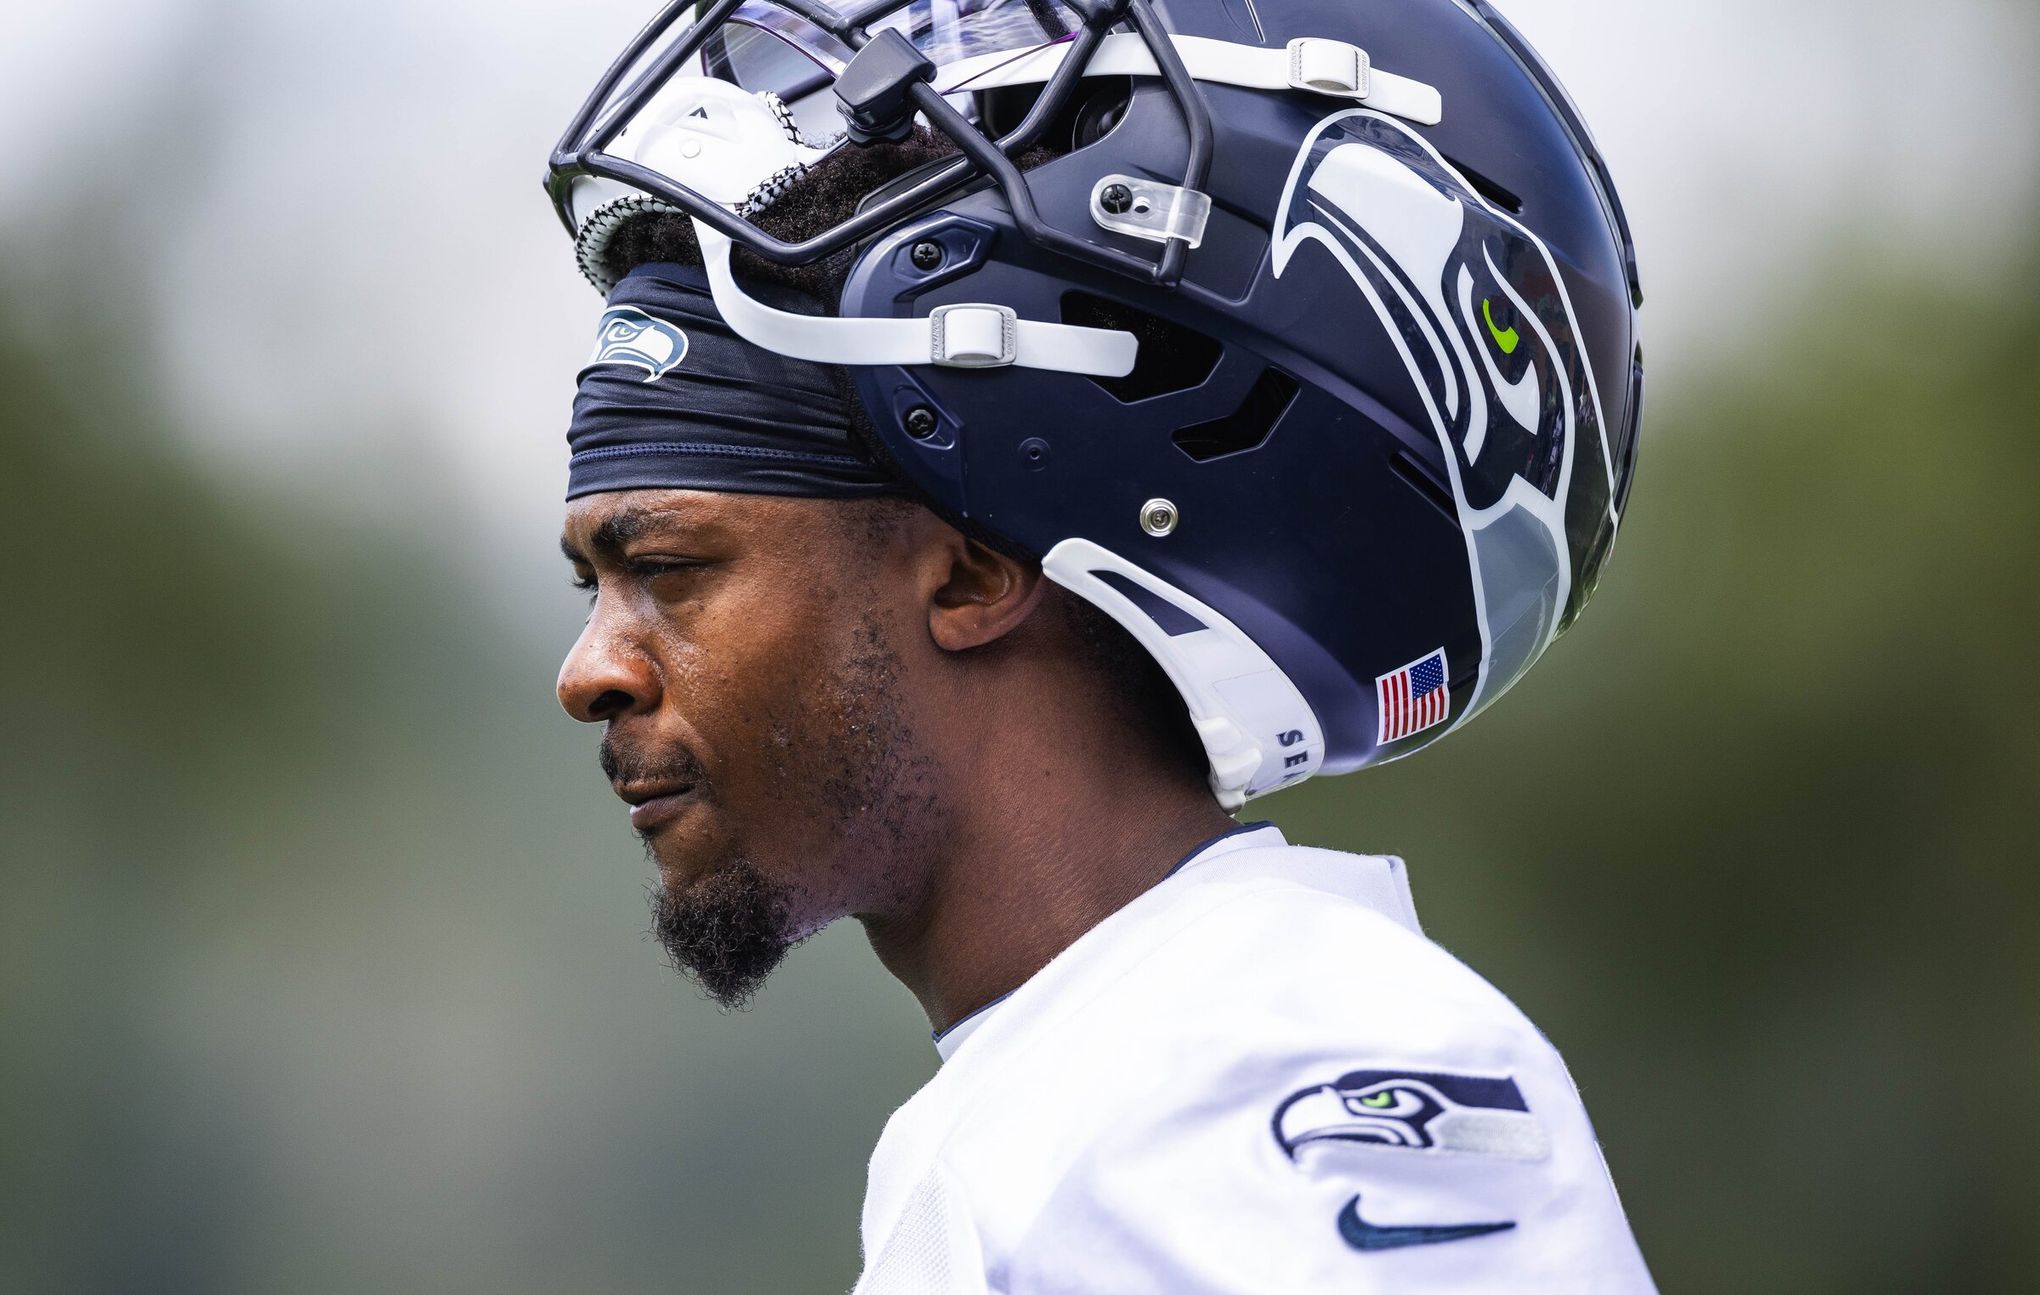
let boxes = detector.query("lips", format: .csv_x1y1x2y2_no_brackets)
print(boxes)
601,735,708,835
616,782,698,833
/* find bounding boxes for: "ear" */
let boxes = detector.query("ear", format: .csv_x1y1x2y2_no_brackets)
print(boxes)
922,531,1049,653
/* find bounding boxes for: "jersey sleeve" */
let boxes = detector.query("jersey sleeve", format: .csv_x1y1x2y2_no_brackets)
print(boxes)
990,902,1656,1294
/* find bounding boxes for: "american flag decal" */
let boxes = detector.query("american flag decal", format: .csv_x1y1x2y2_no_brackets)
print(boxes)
1377,649,1451,745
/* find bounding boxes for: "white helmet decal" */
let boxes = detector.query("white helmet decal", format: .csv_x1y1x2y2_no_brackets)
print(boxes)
1273,108,1619,731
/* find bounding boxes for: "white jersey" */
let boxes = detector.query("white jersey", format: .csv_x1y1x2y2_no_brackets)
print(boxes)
852,825,1655,1294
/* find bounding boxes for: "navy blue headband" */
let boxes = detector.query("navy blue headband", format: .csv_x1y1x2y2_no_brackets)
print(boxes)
565,262,900,501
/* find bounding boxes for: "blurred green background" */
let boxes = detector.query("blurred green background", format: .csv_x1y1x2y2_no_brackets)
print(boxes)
3,1,2038,1292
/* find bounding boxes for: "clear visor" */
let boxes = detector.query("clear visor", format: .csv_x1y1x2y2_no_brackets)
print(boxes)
591,0,1079,146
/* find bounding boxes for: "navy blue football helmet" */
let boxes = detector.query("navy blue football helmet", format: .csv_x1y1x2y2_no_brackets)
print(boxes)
547,0,1644,808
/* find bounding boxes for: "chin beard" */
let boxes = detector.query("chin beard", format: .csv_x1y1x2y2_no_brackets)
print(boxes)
648,861,798,1009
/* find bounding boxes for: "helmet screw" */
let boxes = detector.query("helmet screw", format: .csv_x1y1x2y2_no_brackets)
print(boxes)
1140,498,1179,537
1020,437,1051,470
910,241,943,271
1099,183,1134,215
904,406,939,439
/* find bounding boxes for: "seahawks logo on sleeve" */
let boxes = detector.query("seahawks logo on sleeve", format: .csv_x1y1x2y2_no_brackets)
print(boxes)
1274,1068,1551,1161
1274,1068,1547,1254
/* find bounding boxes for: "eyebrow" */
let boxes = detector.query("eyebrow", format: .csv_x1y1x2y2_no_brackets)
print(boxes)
559,506,685,565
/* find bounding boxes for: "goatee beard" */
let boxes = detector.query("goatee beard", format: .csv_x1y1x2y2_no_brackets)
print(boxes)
648,861,797,1009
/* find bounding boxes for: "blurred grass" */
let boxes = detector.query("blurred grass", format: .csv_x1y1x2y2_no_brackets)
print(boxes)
4,236,2038,1292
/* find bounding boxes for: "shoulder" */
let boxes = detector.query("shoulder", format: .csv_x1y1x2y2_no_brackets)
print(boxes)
1103,844,1546,1065
1092,850,1586,1163
938,841,1565,1130
927,845,1656,1291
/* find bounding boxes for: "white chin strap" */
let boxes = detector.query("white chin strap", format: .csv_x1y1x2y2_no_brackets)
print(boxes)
940,33,1443,127
694,220,1139,376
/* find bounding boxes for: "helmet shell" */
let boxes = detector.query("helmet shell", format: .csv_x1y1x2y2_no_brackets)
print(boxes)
839,0,1643,777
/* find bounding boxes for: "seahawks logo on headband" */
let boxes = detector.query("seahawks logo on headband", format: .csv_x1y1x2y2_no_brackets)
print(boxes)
588,306,689,382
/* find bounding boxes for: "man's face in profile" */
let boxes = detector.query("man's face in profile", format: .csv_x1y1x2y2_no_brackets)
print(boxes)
556,488,939,1006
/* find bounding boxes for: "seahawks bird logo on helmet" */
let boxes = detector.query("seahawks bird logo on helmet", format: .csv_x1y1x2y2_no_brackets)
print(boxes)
1272,107,1623,725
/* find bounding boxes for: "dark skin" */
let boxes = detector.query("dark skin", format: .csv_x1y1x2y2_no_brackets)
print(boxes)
557,487,1236,1031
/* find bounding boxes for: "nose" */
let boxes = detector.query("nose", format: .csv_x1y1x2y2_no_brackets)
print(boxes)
557,613,660,723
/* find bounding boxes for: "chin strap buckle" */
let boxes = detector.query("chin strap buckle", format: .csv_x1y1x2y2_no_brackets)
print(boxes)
929,304,1018,367
1288,38,1372,99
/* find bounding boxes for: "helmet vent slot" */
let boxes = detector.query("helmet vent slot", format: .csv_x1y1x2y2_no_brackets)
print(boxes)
1171,368,1298,463
1442,155,1524,215
1614,343,1644,518
1060,292,1221,402
1389,448,1456,519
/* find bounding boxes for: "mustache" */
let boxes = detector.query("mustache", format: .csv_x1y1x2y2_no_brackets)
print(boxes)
599,734,708,790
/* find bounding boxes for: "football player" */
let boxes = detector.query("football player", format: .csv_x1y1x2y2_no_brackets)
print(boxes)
548,0,1653,1288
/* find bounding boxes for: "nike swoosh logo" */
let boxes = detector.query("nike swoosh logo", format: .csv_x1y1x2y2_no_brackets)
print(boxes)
1482,297,1519,354
1337,1195,1516,1253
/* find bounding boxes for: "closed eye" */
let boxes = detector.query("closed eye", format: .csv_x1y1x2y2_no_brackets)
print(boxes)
564,557,708,605
625,558,703,580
